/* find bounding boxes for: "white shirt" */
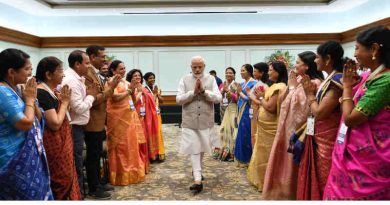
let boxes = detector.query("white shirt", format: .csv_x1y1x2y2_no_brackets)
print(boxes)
62,68,95,125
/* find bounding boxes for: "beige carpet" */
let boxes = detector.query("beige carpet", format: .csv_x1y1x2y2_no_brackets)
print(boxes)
109,124,262,200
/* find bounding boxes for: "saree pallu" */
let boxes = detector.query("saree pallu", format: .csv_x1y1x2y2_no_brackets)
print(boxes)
324,71,390,200
107,83,146,185
262,85,309,200
250,104,259,148
0,118,53,200
43,115,81,200
247,83,286,191
296,112,341,200
218,103,238,159
156,113,166,161
136,88,159,161
234,80,256,165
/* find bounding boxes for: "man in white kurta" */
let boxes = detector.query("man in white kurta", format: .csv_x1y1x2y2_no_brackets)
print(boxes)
176,56,222,193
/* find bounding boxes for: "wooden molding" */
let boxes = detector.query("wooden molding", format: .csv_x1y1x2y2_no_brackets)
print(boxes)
0,27,41,48
1,17,389,48
39,33,341,48
161,95,177,106
340,17,390,43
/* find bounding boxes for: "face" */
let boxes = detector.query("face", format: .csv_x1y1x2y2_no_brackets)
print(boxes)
191,59,205,77
354,42,373,68
131,71,142,84
268,64,279,82
295,57,308,75
225,69,235,82
314,54,326,71
253,68,263,80
240,66,249,79
92,50,106,69
79,53,91,76
100,63,109,77
12,58,32,84
47,65,65,86
146,75,155,87
113,63,126,78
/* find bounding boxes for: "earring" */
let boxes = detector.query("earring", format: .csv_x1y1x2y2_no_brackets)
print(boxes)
372,56,376,60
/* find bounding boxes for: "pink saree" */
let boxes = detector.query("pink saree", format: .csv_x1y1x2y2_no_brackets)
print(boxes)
323,71,390,200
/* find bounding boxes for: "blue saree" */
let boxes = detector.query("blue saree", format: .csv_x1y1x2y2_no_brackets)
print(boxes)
0,85,52,200
234,79,257,164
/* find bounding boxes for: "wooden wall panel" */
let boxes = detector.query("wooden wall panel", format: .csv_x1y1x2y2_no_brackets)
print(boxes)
0,27,41,47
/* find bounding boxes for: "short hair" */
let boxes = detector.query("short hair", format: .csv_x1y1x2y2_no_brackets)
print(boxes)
298,51,324,80
68,50,86,68
86,45,105,57
225,67,236,75
126,69,143,84
317,40,344,72
357,26,390,68
143,72,155,81
191,56,205,64
35,56,63,82
209,70,217,75
270,61,288,84
242,64,254,78
108,60,123,77
0,48,30,80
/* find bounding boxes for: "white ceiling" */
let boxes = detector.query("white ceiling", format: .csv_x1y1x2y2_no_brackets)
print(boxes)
1,0,370,16
0,0,388,37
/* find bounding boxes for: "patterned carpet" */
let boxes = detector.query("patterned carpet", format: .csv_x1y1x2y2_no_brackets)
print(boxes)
109,124,262,200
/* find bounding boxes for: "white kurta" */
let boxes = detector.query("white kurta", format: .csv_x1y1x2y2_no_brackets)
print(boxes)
177,73,222,155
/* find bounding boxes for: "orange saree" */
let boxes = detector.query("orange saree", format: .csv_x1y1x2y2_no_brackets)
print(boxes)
106,81,145,185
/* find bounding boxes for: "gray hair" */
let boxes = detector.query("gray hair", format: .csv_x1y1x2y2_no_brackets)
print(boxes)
191,56,205,64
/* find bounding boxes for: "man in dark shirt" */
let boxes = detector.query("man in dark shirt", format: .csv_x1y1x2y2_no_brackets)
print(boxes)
209,70,222,125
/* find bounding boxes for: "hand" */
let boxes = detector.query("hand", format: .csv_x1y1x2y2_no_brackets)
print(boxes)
288,70,298,88
226,90,231,98
22,77,37,105
236,84,242,94
153,85,159,95
253,88,264,98
342,59,360,89
107,74,121,89
301,75,316,96
86,84,98,98
59,84,71,104
223,82,228,92
245,86,251,95
198,80,204,93
194,79,201,94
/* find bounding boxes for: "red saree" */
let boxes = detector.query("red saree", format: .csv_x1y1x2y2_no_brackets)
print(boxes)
43,116,81,200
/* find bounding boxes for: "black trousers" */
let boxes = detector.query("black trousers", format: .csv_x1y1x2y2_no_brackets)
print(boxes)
84,130,106,192
71,125,85,193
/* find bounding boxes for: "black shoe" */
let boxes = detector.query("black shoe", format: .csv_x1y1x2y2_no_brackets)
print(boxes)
88,190,112,200
98,183,115,192
189,183,203,194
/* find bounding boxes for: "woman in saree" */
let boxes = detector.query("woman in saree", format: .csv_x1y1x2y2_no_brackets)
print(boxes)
0,48,52,200
126,69,158,171
297,40,344,200
249,62,271,148
247,61,288,191
35,56,81,200
324,26,390,200
262,51,323,199
213,67,238,161
144,72,166,162
234,64,257,167
106,60,145,185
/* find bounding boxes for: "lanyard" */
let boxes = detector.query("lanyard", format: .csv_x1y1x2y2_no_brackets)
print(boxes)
242,78,253,91
2,80,23,99
41,82,58,100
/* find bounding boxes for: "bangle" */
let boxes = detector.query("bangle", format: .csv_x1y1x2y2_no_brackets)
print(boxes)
25,104,34,109
340,97,353,103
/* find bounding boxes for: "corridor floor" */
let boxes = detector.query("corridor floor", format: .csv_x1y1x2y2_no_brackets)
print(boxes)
110,124,262,200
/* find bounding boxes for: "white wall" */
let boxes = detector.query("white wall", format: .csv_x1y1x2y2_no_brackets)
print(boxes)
0,41,358,95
